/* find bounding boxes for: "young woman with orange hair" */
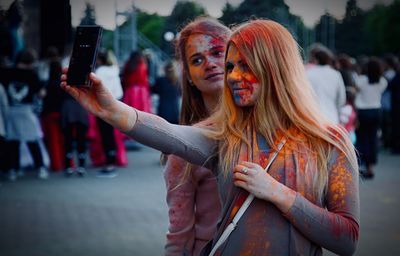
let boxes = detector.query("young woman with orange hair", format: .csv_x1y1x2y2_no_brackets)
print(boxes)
61,19,359,255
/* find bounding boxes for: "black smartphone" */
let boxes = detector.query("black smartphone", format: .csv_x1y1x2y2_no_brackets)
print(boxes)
67,25,103,86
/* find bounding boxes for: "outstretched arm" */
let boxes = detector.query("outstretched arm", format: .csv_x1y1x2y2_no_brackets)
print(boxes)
61,69,136,132
61,69,216,167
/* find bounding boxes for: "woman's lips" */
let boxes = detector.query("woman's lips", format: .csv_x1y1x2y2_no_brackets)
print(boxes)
205,73,224,80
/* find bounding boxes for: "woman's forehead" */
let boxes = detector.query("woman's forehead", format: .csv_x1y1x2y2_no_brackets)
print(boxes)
186,34,225,54
226,44,242,61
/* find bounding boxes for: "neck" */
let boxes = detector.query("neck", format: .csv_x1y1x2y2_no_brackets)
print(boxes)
201,92,219,114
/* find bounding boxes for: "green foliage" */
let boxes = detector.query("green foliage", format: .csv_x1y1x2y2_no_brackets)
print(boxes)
166,1,207,33
219,3,237,27
365,1,400,55
313,0,400,56
314,13,339,52
220,0,291,24
137,11,165,47
101,28,114,50
320,0,370,56
79,2,96,25
219,0,310,52
162,1,207,55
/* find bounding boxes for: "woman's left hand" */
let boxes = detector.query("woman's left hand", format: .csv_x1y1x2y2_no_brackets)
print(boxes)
233,161,278,201
233,161,296,212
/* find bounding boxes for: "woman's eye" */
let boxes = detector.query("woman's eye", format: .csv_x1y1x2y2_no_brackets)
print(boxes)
213,50,224,58
191,57,203,66
226,62,234,72
240,62,250,72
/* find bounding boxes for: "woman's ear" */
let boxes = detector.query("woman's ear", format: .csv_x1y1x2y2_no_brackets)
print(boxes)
187,76,194,86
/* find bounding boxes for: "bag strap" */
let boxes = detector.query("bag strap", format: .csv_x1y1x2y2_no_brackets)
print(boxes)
208,138,286,256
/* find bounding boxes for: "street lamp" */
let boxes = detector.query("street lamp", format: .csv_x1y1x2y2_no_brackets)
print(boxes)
163,31,174,42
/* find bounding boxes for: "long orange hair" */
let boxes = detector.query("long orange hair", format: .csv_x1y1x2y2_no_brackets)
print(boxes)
207,19,358,200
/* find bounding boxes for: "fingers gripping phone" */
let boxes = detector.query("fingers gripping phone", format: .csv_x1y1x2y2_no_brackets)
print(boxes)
67,25,103,86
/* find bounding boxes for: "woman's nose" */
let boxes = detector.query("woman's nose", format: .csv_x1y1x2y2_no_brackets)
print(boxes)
227,68,242,82
205,57,218,71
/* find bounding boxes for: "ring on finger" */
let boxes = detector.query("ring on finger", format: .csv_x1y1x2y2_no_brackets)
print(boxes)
241,167,249,174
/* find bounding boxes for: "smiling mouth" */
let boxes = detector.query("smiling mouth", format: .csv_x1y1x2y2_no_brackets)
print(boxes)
205,73,223,80
232,87,248,92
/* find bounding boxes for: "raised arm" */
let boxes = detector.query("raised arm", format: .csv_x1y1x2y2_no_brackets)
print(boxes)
125,109,216,167
61,70,216,167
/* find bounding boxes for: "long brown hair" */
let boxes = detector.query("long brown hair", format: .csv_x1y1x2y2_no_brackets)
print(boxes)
172,16,231,185
175,16,231,125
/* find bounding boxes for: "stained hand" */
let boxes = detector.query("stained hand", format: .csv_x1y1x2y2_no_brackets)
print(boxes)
233,161,296,213
233,161,278,201
60,68,117,120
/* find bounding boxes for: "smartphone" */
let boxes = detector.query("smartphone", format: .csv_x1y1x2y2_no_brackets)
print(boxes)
67,25,103,86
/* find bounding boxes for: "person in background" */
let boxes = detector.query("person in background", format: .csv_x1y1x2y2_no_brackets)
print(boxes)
61,19,359,255
40,47,65,172
354,57,388,179
389,69,400,154
94,49,124,178
143,49,157,87
0,82,9,176
0,49,48,181
340,86,358,145
151,60,181,124
337,53,356,89
6,0,24,62
306,45,346,124
60,62,90,177
121,50,152,113
380,54,399,150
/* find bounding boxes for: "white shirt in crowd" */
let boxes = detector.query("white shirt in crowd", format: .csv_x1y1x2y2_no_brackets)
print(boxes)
95,65,123,100
306,65,346,124
354,75,387,109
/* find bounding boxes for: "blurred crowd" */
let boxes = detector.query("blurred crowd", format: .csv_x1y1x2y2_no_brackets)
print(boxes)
0,35,184,181
2,40,399,182
0,0,398,183
305,43,400,179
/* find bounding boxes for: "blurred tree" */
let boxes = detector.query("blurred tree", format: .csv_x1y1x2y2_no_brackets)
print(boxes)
314,12,338,51
334,0,369,56
365,1,400,55
162,1,207,55
219,2,237,27
118,9,166,48
165,1,206,33
137,11,165,47
79,2,96,25
101,29,114,50
219,0,309,55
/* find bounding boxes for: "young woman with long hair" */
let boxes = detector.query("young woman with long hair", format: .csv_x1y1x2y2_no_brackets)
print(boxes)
61,19,359,255
354,57,387,178
158,17,231,255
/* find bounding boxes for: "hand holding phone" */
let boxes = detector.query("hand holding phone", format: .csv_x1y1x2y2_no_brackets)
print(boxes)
67,25,102,86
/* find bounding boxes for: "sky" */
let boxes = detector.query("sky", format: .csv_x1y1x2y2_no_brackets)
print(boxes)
0,0,393,29
67,0,393,29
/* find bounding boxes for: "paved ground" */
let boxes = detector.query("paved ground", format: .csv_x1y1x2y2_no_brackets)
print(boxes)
0,146,399,256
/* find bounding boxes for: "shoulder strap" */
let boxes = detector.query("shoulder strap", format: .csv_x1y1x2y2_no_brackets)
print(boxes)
209,138,286,256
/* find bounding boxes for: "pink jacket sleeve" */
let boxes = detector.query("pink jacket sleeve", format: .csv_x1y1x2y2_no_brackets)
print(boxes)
164,155,196,255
